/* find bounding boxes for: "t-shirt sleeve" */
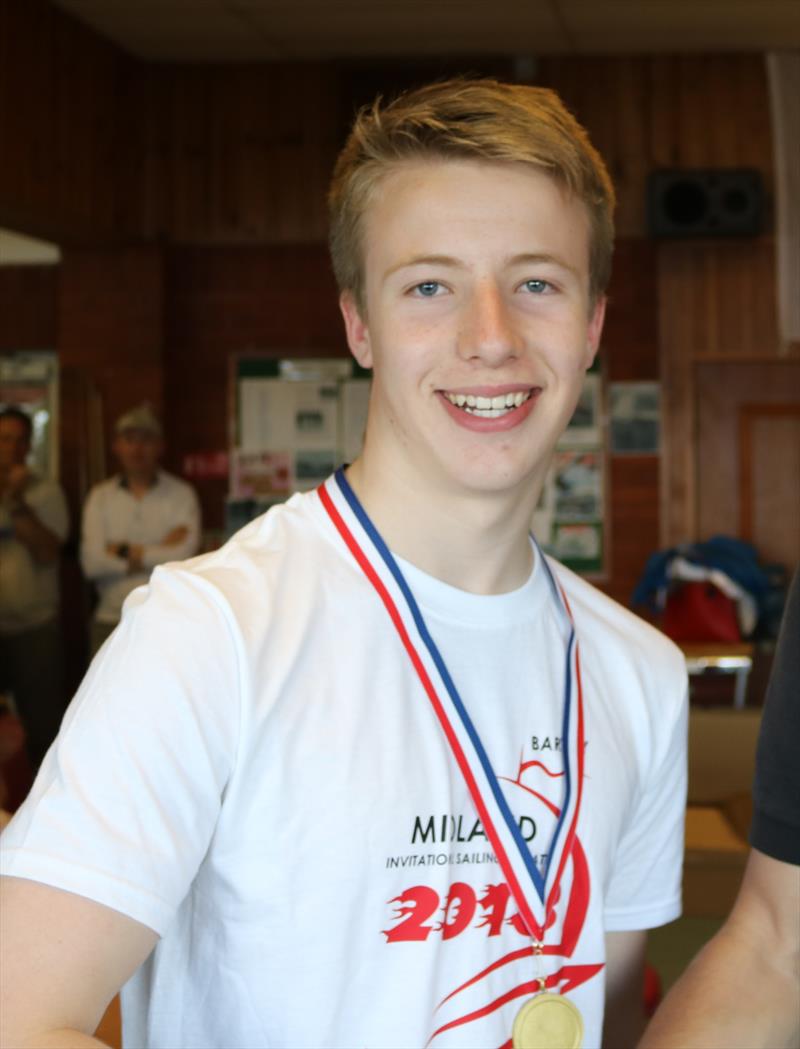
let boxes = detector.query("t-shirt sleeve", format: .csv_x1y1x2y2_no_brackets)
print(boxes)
29,480,69,542
603,654,689,931
0,564,241,935
750,570,800,865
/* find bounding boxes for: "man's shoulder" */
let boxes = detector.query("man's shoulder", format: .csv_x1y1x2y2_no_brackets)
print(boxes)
26,472,65,501
547,555,685,676
85,475,122,499
155,470,196,496
159,489,331,595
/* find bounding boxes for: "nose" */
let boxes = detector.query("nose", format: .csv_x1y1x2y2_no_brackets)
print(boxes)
457,281,522,366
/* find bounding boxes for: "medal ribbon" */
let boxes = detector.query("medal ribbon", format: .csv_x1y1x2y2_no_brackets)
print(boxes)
318,469,585,937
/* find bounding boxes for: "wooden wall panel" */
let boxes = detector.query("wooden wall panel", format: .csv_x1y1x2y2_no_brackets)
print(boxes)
659,237,792,547
657,240,782,381
138,64,341,244
163,244,344,527
0,0,144,243
602,239,658,381
739,405,800,568
695,363,800,571
603,456,661,607
58,246,165,515
540,54,772,238
0,265,58,350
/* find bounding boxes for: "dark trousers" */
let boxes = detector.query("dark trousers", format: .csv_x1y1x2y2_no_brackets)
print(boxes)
0,618,65,768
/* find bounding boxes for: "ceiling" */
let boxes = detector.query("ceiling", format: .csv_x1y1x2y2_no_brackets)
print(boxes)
49,0,800,63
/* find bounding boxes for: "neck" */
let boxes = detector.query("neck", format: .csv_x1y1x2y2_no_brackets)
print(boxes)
125,470,157,493
344,456,540,595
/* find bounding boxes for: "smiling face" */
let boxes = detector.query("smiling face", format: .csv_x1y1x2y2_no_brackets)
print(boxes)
340,159,605,510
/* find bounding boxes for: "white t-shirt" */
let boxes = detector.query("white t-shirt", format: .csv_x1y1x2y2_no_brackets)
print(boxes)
1,481,688,1049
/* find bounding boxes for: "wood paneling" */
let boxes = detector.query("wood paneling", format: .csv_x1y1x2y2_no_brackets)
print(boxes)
0,266,58,350
0,0,145,243
163,244,344,527
58,246,164,517
137,63,341,244
540,54,773,237
694,363,800,571
602,239,658,380
659,239,792,547
739,404,800,566
602,455,661,606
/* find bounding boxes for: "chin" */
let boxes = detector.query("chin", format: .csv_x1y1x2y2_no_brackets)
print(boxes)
440,457,540,498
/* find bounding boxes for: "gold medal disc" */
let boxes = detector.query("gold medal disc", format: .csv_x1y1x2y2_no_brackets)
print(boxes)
511,993,584,1049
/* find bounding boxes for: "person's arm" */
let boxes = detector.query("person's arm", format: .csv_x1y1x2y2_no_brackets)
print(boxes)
3,471,67,565
603,929,647,1048
80,487,129,582
140,486,202,569
640,848,800,1048
0,877,158,1049
6,498,61,563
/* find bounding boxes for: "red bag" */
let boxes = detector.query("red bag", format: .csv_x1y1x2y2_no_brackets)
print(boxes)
662,582,741,643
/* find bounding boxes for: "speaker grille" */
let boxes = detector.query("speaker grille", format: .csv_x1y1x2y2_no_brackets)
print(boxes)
647,169,764,238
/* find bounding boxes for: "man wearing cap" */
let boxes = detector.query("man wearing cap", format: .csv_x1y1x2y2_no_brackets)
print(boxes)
80,403,201,656
0,407,69,767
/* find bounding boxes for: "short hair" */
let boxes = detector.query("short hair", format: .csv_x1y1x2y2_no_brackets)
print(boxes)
0,406,33,442
328,77,616,312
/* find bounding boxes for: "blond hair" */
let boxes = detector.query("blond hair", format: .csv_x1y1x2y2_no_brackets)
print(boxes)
328,77,615,311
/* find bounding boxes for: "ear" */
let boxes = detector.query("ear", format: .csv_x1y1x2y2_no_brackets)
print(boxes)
339,292,373,369
584,295,606,369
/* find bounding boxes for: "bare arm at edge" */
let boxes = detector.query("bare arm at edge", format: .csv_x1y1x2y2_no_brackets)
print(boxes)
640,848,800,1049
603,928,648,1049
0,876,158,1049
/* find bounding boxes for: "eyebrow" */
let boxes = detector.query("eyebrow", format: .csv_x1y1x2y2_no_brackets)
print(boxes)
383,251,580,281
506,252,580,277
383,254,463,279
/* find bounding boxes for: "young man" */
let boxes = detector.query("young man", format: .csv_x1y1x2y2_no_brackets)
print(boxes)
81,403,201,655
0,80,687,1049
0,407,69,767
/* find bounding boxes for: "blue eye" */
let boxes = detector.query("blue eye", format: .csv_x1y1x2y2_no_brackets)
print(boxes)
414,281,442,297
522,279,549,294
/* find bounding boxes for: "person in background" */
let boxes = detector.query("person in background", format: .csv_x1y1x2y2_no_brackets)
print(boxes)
0,407,69,768
641,570,800,1049
80,403,201,655
1,81,687,1049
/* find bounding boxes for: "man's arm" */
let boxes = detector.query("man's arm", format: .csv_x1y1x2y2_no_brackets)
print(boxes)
603,929,647,1049
640,848,800,1049
7,499,61,563
3,471,67,565
140,486,201,569
0,876,158,1049
80,488,128,582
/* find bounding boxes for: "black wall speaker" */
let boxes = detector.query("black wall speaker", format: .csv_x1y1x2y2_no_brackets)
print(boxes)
647,169,764,238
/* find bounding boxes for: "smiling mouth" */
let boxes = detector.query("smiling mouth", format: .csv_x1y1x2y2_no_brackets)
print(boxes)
442,389,534,418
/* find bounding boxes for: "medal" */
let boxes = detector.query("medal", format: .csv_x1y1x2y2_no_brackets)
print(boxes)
319,470,589,1046
512,991,584,1049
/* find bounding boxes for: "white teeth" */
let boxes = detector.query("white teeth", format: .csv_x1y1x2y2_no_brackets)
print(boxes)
444,390,533,416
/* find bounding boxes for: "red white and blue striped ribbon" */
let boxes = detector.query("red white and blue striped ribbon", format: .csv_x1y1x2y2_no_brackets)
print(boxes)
318,467,586,937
